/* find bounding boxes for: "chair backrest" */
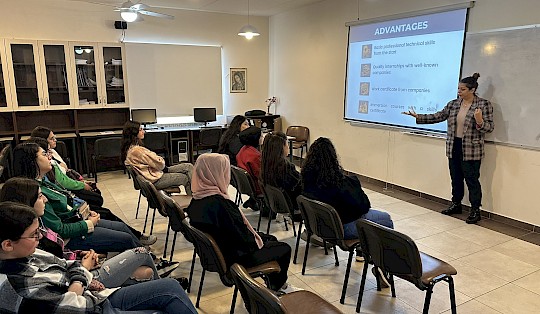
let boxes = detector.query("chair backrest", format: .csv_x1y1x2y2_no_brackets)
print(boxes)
125,165,141,191
0,145,11,179
296,195,346,247
263,184,294,215
137,175,166,217
182,221,234,286
286,126,309,143
230,263,286,314
230,165,258,198
356,219,423,282
158,190,187,230
144,132,169,153
94,137,122,158
199,128,222,147
55,141,70,166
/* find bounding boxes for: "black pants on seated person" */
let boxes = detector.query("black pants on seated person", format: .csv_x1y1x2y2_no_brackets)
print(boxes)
236,238,291,291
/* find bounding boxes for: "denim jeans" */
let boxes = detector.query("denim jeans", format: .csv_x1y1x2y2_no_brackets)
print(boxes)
65,219,142,253
153,163,193,194
105,278,197,314
92,247,159,288
343,209,394,240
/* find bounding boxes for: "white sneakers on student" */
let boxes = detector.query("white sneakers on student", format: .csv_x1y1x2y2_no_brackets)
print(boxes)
278,283,303,295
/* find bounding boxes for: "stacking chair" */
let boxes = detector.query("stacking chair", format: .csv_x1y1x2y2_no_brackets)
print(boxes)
125,165,143,219
286,126,309,160
144,131,171,165
230,263,344,314
262,183,299,236
0,144,12,180
355,219,458,314
136,175,166,235
295,195,362,304
230,165,265,231
55,141,71,168
183,221,281,313
158,190,196,292
91,137,122,182
194,127,222,159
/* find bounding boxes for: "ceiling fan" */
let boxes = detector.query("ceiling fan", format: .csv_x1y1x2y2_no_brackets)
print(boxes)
115,1,174,22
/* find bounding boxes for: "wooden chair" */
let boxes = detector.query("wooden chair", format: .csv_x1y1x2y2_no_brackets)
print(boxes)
355,219,458,314
295,195,361,304
183,221,280,313
286,126,309,160
230,263,343,314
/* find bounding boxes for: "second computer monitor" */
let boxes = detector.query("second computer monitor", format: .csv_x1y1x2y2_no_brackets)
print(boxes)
131,108,157,126
193,107,216,126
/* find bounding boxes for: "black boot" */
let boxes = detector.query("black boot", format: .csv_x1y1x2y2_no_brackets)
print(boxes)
466,208,481,224
441,202,462,215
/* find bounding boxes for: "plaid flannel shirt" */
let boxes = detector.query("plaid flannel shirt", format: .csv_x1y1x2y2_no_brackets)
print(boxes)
416,96,494,161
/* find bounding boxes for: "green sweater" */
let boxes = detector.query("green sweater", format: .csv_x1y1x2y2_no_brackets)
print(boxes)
39,179,89,239
52,163,84,191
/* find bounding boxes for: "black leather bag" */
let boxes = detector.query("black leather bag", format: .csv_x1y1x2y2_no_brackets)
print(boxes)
245,109,266,117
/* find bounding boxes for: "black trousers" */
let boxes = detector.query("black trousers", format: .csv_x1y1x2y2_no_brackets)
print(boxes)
237,238,291,291
448,138,482,208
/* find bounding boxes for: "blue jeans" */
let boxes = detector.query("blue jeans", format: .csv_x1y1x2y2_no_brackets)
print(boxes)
92,248,158,288
105,278,197,314
66,219,142,253
343,209,394,240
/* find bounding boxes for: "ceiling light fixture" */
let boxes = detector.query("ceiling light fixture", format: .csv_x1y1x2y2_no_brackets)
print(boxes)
238,0,260,40
121,10,138,22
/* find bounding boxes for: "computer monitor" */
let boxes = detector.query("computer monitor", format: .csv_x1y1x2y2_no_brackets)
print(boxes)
193,107,217,126
131,109,157,128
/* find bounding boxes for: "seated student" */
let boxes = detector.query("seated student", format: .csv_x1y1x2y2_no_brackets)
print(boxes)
236,126,265,211
31,126,69,173
301,137,394,286
12,142,142,253
0,202,197,314
261,131,302,213
218,115,250,166
122,120,193,194
0,177,172,288
186,153,294,293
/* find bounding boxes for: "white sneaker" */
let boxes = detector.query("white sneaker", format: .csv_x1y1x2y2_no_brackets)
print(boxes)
279,283,303,294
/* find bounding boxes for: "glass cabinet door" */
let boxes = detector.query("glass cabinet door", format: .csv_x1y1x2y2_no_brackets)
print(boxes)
101,46,126,105
42,44,71,107
73,45,99,106
0,53,8,109
10,43,40,107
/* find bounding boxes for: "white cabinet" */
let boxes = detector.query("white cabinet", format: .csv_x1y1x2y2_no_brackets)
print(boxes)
70,42,128,108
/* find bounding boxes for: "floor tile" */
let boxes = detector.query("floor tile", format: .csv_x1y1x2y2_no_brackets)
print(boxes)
476,284,540,314
416,232,485,259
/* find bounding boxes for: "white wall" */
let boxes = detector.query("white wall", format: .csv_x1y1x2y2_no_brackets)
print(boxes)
0,0,270,116
269,0,540,226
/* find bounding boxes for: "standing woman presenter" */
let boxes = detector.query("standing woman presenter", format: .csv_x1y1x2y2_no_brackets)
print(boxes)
403,73,494,224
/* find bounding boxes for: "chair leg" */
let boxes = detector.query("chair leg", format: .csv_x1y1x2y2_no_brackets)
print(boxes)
283,217,289,231
188,248,196,293
355,258,370,313
230,286,238,314
334,246,339,266
448,277,457,314
389,274,396,297
135,191,142,219
340,250,354,304
257,207,263,232
266,209,272,234
422,286,434,314
301,233,311,275
169,232,178,262
196,269,206,308
323,240,329,255
143,203,150,233
149,207,157,235
293,221,303,264
291,217,296,237
163,222,171,258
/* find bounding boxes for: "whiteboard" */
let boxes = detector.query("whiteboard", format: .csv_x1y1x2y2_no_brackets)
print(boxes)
125,43,222,117
462,26,540,149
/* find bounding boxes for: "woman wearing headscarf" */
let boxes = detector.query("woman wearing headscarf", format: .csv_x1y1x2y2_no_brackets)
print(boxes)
186,153,292,292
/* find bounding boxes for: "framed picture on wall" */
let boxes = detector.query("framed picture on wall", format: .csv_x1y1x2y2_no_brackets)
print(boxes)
230,68,247,93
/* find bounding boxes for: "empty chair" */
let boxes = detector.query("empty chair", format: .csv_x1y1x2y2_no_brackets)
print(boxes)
0,144,12,180
355,219,458,314
295,195,361,304
230,263,343,314
55,140,71,168
263,183,300,236
230,165,266,230
183,221,280,313
194,127,222,159
91,137,122,182
144,131,171,165
286,126,309,160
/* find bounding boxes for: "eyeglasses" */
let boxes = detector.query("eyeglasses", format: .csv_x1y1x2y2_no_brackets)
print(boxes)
49,136,57,141
20,227,46,240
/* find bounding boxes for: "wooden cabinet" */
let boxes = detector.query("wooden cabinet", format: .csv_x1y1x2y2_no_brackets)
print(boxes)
69,43,128,108
5,40,43,110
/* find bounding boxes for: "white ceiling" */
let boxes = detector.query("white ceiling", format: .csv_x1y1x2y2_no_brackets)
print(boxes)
69,0,327,16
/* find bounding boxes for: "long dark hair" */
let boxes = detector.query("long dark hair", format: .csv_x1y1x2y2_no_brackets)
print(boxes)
12,142,41,179
460,73,480,94
31,126,52,139
301,137,344,189
0,177,40,207
26,137,56,183
0,202,37,243
261,132,287,186
121,120,143,162
218,115,247,153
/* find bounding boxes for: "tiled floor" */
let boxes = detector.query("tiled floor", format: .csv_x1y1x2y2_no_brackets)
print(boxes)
98,170,540,314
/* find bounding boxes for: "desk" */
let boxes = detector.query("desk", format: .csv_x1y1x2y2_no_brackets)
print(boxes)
287,136,295,162
79,130,123,176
